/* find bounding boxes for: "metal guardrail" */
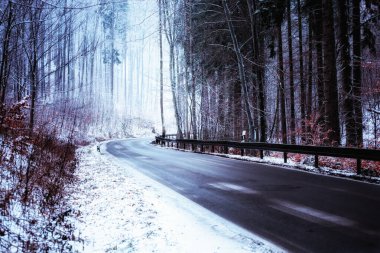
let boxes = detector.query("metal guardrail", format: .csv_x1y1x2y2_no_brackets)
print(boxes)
155,135,380,174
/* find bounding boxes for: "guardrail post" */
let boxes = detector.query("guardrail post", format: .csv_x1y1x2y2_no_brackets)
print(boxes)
314,155,319,168
260,150,264,159
357,159,362,174
284,152,288,163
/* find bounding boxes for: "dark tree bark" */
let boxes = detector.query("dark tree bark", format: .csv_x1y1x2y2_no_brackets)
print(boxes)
278,25,287,144
29,7,43,132
352,0,363,146
306,12,313,142
322,0,340,145
314,2,325,127
247,0,267,142
297,0,306,143
337,0,356,146
0,2,14,118
287,0,296,144
222,0,255,141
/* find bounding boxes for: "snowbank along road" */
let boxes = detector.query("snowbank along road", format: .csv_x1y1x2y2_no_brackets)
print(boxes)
106,138,380,253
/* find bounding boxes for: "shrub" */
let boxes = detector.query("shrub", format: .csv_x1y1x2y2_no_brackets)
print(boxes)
0,101,78,252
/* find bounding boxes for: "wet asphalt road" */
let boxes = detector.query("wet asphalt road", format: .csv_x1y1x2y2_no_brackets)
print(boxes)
106,138,380,253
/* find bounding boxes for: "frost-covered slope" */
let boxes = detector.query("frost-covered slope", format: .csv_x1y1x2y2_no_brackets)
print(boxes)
68,144,284,253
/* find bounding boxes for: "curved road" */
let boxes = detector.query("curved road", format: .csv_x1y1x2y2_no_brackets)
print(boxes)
106,138,380,253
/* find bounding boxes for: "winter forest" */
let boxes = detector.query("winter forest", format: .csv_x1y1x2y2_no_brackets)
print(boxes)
161,0,379,147
0,0,379,146
0,0,379,251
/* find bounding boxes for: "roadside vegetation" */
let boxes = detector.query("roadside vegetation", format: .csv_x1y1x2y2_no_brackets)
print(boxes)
0,101,78,252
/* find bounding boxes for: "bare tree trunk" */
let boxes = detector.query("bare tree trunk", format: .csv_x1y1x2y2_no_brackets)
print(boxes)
29,6,43,132
278,25,287,144
247,0,267,142
110,2,115,99
170,45,183,138
158,0,165,136
222,0,255,141
269,87,280,141
185,0,197,139
306,12,313,143
352,0,363,146
337,0,356,146
0,2,13,118
287,0,296,144
297,0,306,143
314,4,325,128
322,0,340,145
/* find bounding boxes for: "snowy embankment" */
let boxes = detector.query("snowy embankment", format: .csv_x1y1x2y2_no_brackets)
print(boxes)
68,143,284,253
221,154,380,184
162,146,380,184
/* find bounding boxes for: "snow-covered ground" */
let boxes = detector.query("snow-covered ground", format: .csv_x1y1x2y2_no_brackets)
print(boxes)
68,143,284,253
221,153,380,184
161,146,380,184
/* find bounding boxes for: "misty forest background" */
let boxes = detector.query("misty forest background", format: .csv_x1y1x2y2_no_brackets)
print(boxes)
0,0,379,147
0,0,379,251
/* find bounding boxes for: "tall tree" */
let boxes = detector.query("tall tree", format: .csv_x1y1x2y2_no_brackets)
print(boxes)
272,0,287,144
278,24,287,144
162,0,183,138
352,0,363,146
297,0,306,143
28,2,45,131
247,0,267,142
184,0,197,139
287,0,296,144
222,0,255,141
158,0,166,137
309,0,326,130
99,0,127,99
0,1,14,121
337,0,356,146
322,0,340,145
306,11,313,143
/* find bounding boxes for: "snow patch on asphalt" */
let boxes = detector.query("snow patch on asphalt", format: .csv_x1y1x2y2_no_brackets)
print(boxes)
68,144,284,253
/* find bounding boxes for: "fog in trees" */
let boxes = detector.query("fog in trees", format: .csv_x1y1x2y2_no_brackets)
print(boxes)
0,0,379,145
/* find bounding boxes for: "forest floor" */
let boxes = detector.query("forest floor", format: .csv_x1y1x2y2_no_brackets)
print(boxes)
67,143,283,253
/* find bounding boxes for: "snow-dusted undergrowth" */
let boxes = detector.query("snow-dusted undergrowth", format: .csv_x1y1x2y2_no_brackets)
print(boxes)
68,144,284,253
1,101,78,252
